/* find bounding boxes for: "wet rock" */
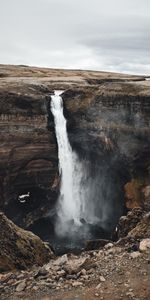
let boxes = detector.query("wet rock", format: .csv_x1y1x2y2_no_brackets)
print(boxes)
16,280,26,292
72,281,83,287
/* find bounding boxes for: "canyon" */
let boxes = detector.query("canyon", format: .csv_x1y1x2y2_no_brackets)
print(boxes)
0,65,149,238
0,64,150,299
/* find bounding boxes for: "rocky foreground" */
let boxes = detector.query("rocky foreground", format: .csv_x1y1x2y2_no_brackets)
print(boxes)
0,209,150,300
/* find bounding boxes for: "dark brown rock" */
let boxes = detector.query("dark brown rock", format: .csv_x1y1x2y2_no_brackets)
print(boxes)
128,212,150,239
118,208,144,238
85,239,111,251
0,212,53,272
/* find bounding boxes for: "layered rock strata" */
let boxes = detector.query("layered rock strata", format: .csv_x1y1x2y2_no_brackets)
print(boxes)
0,65,149,238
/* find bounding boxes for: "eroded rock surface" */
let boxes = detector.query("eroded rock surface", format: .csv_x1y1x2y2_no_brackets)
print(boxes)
0,212,53,272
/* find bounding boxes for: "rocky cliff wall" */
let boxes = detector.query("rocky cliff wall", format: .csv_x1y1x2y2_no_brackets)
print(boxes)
0,89,59,229
0,65,149,240
63,83,150,216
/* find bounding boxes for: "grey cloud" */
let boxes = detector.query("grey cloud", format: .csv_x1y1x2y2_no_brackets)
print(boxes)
0,0,150,74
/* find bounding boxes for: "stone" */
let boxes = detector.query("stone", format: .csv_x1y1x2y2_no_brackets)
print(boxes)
54,254,68,266
32,286,39,291
16,280,26,292
34,267,48,278
104,243,114,250
80,269,87,276
100,276,106,282
139,238,150,252
72,281,83,287
64,257,89,275
57,270,66,277
95,293,99,297
126,291,135,298
130,251,141,259
106,248,114,255
96,283,101,289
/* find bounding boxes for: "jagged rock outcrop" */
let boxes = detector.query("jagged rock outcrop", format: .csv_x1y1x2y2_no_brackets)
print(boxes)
128,211,150,239
0,212,53,272
118,208,150,240
118,208,144,238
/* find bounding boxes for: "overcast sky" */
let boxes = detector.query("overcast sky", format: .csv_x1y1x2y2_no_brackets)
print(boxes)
0,0,150,74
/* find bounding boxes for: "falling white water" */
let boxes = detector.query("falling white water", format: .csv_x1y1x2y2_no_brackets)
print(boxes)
51,91,83,236
51,91,102,238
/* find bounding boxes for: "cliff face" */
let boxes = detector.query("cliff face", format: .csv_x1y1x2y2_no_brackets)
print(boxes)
63,83,150,215
0,84,58,229
0,65,149,238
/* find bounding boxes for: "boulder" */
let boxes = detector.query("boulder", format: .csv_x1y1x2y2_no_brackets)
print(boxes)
0,212,53,272
118,208,144,238
64,257,90,275
128,212,150,239
139,238,150,252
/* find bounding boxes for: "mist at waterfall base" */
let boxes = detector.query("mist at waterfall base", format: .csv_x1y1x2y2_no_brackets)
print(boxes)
50,91,119,254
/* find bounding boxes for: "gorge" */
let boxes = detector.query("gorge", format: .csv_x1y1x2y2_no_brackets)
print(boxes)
0,65,149,253
0,65,150,300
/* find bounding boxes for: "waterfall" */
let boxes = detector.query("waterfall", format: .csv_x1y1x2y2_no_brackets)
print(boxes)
50,91,117,249
51,91,110,244
51,91,85,237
